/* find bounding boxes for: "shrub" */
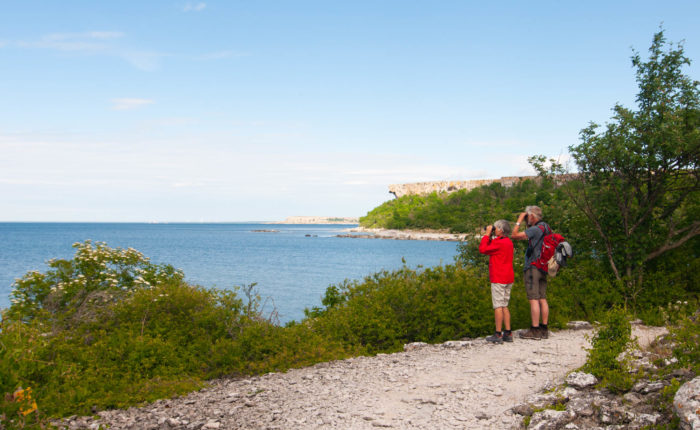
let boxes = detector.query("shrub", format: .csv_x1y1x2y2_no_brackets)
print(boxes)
582,306,636,393
665,306,700,375
0,242,353,424
6,240,184,326
306,263,534,353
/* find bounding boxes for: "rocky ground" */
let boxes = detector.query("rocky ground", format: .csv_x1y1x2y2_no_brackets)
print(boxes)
52,324,685,430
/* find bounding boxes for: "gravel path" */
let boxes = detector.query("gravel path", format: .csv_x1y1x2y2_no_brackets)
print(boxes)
75,326,665,430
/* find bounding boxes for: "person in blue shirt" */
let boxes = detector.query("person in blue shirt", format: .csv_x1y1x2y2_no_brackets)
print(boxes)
511,205,551,340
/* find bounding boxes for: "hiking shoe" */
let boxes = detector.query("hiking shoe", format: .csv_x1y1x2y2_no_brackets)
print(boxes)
486,332,504,344
519,327,542,340
502,332,513,342
540,326,549,339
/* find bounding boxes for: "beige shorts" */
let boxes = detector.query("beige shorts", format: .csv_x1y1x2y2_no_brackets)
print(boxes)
491,283,513,309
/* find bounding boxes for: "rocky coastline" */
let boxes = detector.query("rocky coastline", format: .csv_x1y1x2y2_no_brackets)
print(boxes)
337,227,471,242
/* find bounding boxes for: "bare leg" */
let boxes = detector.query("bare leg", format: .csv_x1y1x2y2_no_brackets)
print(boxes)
503,307,511,330
494,308,503,332
539,299,549,325
529,300,540,327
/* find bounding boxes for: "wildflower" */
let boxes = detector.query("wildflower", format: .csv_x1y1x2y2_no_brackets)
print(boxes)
13,387,38,416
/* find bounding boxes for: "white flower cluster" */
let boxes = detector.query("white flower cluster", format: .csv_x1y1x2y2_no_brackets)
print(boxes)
8,241,183,313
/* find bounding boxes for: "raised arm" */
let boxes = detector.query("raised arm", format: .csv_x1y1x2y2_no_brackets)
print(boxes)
511,212,528,241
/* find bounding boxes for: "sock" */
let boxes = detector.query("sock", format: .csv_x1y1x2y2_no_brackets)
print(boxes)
541,324,548,330
504,330,512,335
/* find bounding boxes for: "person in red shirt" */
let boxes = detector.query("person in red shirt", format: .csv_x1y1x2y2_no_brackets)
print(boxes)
478,219,514,344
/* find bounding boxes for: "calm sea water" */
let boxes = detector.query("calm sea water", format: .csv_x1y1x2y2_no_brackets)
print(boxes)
0,223,458,323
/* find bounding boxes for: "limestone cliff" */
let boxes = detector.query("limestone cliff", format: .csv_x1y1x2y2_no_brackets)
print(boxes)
388,176,540,198
278,216,359,224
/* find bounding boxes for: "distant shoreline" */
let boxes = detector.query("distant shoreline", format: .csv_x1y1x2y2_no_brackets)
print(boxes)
338,227,470,242
272,216,359,225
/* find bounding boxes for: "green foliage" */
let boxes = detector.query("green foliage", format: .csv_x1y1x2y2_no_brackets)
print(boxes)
533,29,700,298
305,264,534,353
0,242,353,424
654,378,683,430
360,179,554,234
666,308,700,374
582,306,636,393
7,240,184,326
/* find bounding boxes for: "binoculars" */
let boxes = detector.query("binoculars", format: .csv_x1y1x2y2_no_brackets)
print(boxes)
483,225,497,238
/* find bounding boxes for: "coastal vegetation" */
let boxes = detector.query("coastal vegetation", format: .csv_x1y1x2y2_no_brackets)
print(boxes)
1,30,698,428
0,241,357,425
361,29,699,314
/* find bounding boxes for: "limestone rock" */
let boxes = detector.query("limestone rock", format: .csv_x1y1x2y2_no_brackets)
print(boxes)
567,397,594,417
512,403,534,416
674,377,700,430
631,413,661,428
567,321,593,330
441,340,472,349
528,409,575,430
566,372,598,389
388,176,554,198
560,386,579,400
403,342,429,351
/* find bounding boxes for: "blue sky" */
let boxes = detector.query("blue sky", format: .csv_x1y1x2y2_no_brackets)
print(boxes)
2,1,699,222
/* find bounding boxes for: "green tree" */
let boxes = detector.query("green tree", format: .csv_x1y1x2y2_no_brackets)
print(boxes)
532,29,700,301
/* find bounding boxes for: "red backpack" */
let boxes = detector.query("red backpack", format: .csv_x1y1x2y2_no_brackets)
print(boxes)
531,224,567,274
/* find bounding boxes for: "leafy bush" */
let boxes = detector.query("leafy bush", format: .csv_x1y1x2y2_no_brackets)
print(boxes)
7,240,184,326
666,307,700,375
0,242,353,424
306,263,533,353
582,306,636,393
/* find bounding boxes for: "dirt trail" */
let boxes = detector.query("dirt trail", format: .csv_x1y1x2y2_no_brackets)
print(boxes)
82,326,666,430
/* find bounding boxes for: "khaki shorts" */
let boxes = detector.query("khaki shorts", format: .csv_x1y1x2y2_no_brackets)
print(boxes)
524,267,547,300
491,283,513,309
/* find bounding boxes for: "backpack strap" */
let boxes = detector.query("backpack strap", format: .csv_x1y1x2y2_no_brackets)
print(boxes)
531,222,550,249
527,222,551,261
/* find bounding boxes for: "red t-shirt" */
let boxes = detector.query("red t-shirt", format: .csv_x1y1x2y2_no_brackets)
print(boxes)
478,235,515,283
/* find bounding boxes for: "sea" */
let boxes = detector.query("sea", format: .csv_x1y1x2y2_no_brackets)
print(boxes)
0,223,459,323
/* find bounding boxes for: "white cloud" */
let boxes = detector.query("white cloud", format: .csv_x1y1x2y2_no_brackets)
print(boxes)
111,98,155,110
16,31,167,71
183,2,206,12
0,129,559,221
23,31,125,52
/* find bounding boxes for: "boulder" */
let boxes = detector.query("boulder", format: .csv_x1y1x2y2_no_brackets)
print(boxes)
528,409,575,430
674,377,700,430
566,372,598,389
403,342,429,351
567,321,593,330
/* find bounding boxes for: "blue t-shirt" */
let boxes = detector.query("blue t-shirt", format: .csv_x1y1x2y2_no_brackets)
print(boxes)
524,221,550,270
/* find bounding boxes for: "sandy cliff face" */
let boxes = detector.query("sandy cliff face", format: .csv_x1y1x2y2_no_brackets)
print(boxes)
388,177,536,198
387,175,562,197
